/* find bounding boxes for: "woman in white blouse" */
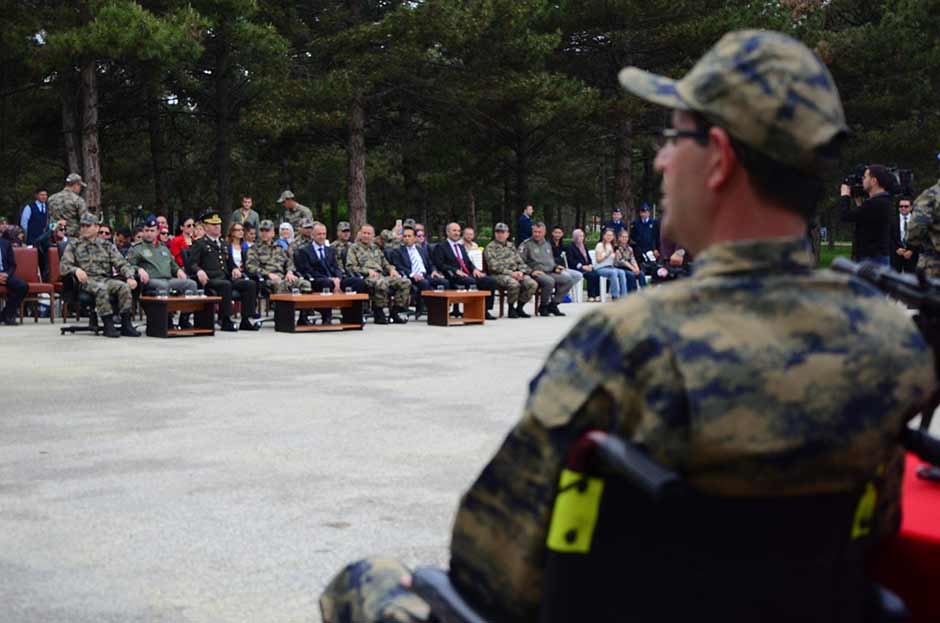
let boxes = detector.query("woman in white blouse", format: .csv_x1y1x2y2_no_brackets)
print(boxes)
594,228,628,299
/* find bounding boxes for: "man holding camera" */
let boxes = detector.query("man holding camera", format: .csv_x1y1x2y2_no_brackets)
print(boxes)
839,165,894,264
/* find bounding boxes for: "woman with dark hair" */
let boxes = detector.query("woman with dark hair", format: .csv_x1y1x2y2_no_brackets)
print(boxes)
169,216,195,267
593,228,628,299
615,229,647,292
566,228,601,301
226,222,249,273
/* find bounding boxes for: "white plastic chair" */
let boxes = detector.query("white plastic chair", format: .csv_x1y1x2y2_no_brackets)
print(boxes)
588,249,609,302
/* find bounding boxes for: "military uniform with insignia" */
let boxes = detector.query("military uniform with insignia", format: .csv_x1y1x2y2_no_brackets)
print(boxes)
187,211,259,331
246,220,311,295
330,221,353,273
126,225,198,296
277,190,314,233
483,222,537,316
345,229,411,323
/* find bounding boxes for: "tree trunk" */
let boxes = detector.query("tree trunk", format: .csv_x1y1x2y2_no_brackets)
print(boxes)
502,161,512,228
281,156,292,192
61,74,82,176
514,139,529,215
79,59,101,214
145,72,171,219
467,188,477,231
575,200,583,231
347,94,367,233
614,118,634,220
214,31,233,229
328,197,338,236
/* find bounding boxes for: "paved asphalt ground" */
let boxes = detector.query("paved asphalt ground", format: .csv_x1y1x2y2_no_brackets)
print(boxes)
0,302,592,623
3,301,938,623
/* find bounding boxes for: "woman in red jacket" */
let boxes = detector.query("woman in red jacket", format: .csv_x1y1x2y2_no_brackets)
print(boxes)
169,216,195,267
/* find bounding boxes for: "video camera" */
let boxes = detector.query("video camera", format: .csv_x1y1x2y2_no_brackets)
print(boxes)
842,164,915,197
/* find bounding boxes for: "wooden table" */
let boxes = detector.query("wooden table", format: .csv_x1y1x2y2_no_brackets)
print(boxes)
139,295,222,338
270,293,369,332
421,290,491,326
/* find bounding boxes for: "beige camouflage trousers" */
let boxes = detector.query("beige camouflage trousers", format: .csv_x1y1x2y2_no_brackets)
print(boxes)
81,278,133,315
320,557,429,623
264,277,311,294
491,273,538,305
364,274,411,308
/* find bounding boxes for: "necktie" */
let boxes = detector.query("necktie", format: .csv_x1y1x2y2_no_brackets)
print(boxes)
318,246,325,262
902,216,908,244
454,243,470,274
39,202,45,214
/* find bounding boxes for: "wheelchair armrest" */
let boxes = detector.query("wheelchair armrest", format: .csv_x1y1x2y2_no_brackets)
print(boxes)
411,567,490,623
584,431,683,502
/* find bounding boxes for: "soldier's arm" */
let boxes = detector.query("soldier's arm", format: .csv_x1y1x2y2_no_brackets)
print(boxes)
284,246,296,274
111,244,136,279
187,242,202,275
906,187,939,249
245,246,262,275
345,247,364,276
60,241,77,275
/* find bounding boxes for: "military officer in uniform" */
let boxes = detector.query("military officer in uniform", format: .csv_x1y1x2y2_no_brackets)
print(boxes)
277,190,313,233
287,217,317,267
187,211,259,332
330,221,353,272
483,222,537,318
247,219,313,324
344,224,410,324
905,158,940,276
127,216,198,328
60,212,140,338
48,173,91,239
319,30,938,623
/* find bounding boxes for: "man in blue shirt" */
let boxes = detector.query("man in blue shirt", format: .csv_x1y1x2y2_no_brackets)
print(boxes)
19,189,49,246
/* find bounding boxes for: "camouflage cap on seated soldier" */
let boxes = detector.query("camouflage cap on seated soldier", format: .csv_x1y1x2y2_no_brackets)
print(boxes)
79,212,100,226
618,29,848,170
300,217,315,229
259,219,275,230
494,222,510,232
337,221,351,232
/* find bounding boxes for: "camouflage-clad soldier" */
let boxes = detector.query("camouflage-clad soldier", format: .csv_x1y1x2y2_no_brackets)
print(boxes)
60,212,140,338
905,171,940,276
381,227,403,252
286,217,317,270
344,223,410,324
483,222,536,318
320,30,938,623
330,221,352,272
246,219,310,294
277,190,313,233
48,173,91,239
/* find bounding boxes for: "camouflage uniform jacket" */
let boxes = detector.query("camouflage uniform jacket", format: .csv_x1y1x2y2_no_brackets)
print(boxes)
246,240,290,277
484,240,531,276
61,237,135,281
345,241,392,276
126,240,180,280
518,237,563,273
48,188,90,238
448,237,937,620
282,204,313,233
905,177,940,272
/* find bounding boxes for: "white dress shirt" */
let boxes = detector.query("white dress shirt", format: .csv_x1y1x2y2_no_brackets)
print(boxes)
406,244,427,277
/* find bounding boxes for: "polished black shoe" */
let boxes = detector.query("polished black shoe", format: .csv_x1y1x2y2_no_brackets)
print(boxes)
485,311,497,321
320,310,333,325
220,318,238,332
373,307,389,325
177,313,193,330
549,303,566,317
390,308,409,324
538,304,551,316
102,316,120,338
239,319,261,331
515,303,531,318
297,312,311,326
2,315,17,326
120,313,141,337
507,306,519,318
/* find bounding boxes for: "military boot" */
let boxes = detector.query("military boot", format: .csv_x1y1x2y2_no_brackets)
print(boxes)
515,302,531,318
372,306,389,325
120,313,141,337
220,316,238,332
390,307,409,324
507,305,519,318
102,315,120,338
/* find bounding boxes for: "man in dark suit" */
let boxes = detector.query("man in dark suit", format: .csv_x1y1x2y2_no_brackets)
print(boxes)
0,237,28,325
516,205,534,244
891,196,918,273
392,225,448,318
187,211,259,332
295,222,366,324
432,222,497,320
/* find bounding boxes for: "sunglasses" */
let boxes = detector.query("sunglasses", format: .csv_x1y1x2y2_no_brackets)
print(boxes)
159,230,169,235
98,231,112,236
183,223,194,228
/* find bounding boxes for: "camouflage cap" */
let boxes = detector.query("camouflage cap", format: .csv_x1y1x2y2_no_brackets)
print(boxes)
65,173,86,187
276,190,295,204
300,217,315,228
259,219,274,230
337,221,351,231
494,222,510,232
618,29,847,169
403,218,416,228
79,212,99,225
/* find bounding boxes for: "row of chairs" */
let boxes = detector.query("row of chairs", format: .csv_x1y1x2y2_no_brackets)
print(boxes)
0,246,55,323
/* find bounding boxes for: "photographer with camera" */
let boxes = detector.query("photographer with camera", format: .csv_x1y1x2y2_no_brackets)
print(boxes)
840,165,894,264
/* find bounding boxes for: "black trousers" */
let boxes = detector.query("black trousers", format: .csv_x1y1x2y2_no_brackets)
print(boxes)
1,274,28,320
447,274,496,310
411,275,449,310
580,270,602,298
206,277,257,319
310,275,367,294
